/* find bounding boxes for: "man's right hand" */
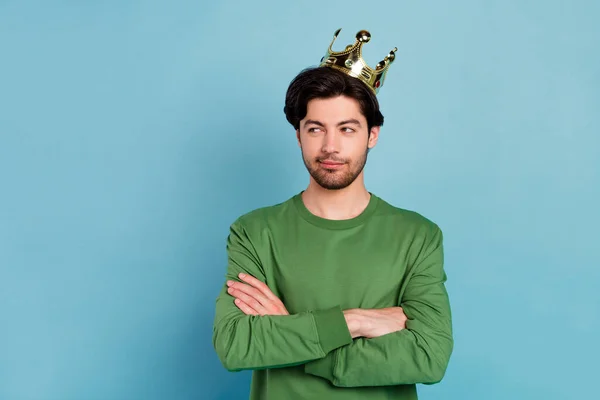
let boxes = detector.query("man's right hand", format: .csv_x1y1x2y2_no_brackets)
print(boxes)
343,307,408,339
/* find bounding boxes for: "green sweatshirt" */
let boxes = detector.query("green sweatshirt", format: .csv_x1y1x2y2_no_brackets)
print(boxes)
212,192,453,399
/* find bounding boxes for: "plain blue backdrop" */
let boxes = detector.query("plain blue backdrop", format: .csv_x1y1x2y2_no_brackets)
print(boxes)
1,1,598,399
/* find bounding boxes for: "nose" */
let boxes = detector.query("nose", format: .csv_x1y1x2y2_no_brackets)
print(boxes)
321,130,341,154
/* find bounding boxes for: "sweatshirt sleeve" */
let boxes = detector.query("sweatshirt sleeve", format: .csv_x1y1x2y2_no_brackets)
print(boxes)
212,219,353,372
303,225,453,386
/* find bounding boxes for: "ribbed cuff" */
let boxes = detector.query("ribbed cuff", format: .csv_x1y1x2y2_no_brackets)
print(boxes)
311,305,353,354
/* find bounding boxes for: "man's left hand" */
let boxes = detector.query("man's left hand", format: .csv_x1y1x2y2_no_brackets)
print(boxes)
227,273,289,316
343,307,407,339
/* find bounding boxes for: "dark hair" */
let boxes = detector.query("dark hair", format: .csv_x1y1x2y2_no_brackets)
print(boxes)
283,67,384,131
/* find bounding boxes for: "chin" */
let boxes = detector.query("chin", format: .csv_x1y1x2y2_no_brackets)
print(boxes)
314,175,357,190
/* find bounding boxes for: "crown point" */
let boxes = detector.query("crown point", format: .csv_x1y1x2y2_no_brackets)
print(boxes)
386,47,397,62
356,30,371,43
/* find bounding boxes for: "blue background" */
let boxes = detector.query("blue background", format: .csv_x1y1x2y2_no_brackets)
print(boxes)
1,1,598,399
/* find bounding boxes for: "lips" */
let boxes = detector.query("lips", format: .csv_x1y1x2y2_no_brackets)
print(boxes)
319,160,345,168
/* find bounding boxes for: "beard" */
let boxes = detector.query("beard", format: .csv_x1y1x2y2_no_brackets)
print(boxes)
301,147,369,190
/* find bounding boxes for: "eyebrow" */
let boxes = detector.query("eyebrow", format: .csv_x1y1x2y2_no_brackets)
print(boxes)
303,119,362,128
337,119,362,127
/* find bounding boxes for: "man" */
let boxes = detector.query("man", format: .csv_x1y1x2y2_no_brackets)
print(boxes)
212,29,453,400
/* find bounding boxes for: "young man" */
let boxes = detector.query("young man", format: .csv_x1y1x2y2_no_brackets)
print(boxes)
212,29,453,400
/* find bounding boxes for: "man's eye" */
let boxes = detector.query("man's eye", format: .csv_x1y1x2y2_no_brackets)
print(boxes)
308,127,322,133
342,127,355,133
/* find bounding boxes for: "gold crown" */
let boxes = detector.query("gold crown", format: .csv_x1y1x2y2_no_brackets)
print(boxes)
319,28,397,94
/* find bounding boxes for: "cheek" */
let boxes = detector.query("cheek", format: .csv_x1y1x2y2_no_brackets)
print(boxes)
300,140,321,156
348,140,369,156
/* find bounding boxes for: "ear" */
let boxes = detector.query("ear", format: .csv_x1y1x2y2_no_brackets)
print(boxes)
296,129,301,147
367,126,380,149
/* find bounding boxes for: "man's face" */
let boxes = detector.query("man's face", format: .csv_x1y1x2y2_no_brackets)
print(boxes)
297,95,379,190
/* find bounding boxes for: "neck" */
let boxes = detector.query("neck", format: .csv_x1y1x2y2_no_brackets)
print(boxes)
301,174,371,220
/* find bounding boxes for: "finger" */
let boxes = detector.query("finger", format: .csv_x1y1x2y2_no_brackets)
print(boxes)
239,273,281,303
228,287,268,315
234,298,259,316
233,279,289,315
228,282,271,308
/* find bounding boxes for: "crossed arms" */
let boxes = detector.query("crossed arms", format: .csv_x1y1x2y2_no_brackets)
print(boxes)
212,219,454,387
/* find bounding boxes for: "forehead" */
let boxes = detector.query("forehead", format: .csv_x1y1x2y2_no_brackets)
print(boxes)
304,96,364,121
